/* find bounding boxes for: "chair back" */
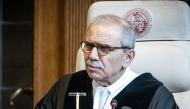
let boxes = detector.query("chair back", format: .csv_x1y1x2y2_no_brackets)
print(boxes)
75,1,190,108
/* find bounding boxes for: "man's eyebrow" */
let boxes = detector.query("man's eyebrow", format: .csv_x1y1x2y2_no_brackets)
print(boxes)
85,41,112,47
100,44,111,47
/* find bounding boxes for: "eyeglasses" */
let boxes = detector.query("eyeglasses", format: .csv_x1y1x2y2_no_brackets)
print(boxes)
80,41,131,56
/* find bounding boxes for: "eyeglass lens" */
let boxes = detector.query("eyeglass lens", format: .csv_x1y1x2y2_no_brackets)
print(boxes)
81,42,109,56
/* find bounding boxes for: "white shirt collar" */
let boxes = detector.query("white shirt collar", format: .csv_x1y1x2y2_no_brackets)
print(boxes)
92,67,139,109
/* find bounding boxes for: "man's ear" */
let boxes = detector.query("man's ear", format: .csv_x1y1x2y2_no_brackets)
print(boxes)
122,49,135,68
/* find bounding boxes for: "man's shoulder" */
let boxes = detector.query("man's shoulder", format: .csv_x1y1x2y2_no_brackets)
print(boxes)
60,70,87,80
114,73,165,109
63,70,92,94
59,70,90,85
134,73,163,86
68,70,92,84
72,70,88,77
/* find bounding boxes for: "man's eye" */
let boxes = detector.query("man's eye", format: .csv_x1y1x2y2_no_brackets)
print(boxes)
86,43,94,47
99,46,108,49
99,45,109,50
99,45,109,49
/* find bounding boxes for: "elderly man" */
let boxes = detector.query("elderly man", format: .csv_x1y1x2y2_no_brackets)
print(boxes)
34,14,179,109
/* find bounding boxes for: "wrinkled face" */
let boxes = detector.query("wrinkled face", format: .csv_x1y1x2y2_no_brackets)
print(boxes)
84,24,128,85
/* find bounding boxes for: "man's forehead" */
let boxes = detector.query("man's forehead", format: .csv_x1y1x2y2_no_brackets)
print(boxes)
89,23,121,28
85,25,122,46
87,23,122,34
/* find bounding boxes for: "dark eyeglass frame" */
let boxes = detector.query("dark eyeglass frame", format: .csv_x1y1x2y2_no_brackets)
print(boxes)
80,41,131,56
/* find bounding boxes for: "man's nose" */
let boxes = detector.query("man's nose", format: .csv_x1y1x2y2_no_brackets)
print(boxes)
88,47,99,60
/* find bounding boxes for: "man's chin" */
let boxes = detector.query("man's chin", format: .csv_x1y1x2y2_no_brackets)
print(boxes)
87,71,100,80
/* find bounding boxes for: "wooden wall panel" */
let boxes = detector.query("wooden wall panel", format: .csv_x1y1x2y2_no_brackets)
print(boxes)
34,0,61,105
60,0,101,75
34,0,103,105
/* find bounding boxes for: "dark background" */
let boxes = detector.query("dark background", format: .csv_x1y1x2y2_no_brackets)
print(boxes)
0,0,34,109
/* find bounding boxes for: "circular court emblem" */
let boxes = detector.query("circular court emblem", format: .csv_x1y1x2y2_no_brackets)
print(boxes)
124,8,152,38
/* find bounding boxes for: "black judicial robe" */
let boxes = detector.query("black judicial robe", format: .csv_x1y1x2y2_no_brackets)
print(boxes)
34,70,179,109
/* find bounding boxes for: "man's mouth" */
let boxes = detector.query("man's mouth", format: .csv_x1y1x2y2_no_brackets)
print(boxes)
87,65,100,70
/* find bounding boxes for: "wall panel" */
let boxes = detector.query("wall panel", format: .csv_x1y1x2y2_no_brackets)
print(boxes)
34,0,103,105
34,0,60,105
